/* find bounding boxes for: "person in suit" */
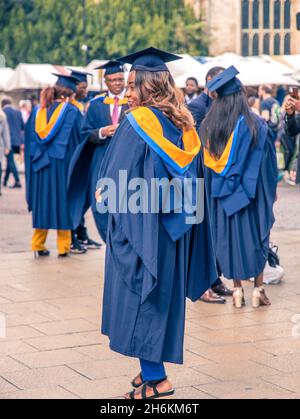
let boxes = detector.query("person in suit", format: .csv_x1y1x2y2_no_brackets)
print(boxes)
1,97,25,188
68,61,129,243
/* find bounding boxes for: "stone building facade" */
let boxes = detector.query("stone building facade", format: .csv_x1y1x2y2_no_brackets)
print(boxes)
186,0,300,56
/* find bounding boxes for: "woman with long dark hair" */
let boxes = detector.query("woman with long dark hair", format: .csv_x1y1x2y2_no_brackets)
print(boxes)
97,48,217,399
25,74,82,257
201,66,278,308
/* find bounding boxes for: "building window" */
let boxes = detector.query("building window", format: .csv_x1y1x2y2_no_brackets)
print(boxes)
274,33,281,54
253,0,259,29
263,0,270,29
263,34,270,54
284,33,291,54
242,0,249,29
241,0,293,56
284,0,291,29
253,34,259,56
242,33,249,56
274,0,281,29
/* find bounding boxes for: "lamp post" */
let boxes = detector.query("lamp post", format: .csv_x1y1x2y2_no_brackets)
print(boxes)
82,0,89,65
81,44,89,66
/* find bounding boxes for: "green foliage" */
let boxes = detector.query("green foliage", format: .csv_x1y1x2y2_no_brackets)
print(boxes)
0,0,208,66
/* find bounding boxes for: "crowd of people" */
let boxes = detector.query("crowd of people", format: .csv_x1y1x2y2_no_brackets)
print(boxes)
0,47,299,399
185,76,300,187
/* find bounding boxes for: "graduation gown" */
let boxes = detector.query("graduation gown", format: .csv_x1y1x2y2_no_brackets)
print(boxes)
25,102,82,230
67,95,129,242
100,107,217,364
203,115,277,280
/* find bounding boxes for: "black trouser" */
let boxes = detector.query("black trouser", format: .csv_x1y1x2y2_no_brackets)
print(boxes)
281,134,296,171
212,262,223,288
4,149,20,185
72,217,88,243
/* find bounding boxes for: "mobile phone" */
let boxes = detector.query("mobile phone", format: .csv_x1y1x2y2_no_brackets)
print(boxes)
290,87,299,100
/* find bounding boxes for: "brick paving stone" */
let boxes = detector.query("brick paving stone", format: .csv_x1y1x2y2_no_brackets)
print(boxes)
1,386,79,399
11,349,90,369
1,365,91,390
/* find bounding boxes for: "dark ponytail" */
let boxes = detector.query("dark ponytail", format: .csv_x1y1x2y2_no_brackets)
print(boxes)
40,85,74,109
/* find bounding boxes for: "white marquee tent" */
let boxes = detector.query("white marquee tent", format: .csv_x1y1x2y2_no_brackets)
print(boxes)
1,54,299,94
0,67,15,91
174,53,299,88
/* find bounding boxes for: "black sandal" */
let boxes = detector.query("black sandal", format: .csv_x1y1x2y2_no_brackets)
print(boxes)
131,372,145,389
127,380,175,400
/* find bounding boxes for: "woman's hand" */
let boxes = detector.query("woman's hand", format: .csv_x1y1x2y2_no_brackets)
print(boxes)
285,96,300,115
95,188,102,203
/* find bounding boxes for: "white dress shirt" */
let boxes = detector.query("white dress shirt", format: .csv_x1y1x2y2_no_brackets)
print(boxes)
99,89,126,139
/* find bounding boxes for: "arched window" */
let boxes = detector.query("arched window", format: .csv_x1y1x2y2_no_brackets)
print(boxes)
284,33,291,54
242,33,249,56
252,34,259,56
284,0,291,29
263,0,270,28
274,33,281,55
242,0,249,29
274,0,281,29
263,34,270,55
253,0,259,29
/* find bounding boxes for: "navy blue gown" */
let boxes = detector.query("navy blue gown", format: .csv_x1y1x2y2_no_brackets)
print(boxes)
25,102,82,230
99,108,217,364
68,96,129,242
204,115,277,280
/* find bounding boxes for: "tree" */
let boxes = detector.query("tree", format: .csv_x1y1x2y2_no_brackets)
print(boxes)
0,0,208,67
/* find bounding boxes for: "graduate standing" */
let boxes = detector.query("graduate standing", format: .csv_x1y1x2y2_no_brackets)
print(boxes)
200,67,278,308
25,74,82,257
68,69,102,253
97,48,217,399
68,61,129,243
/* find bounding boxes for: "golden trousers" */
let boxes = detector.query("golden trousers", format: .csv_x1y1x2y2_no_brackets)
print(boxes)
32,229,71,254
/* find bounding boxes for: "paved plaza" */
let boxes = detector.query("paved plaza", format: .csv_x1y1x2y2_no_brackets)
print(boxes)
0,178,300,399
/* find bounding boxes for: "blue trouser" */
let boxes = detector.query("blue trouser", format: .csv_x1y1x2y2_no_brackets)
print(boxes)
4,150,20,185
140,359,166,382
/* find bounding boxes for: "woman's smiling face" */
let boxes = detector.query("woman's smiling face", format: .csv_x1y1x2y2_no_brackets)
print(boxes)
126,71,139,109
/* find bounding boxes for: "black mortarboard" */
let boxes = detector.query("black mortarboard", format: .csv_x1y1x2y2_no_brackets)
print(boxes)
52,73,78,92
94,60,124,76
67,69,92,84
207,66,243,97
118,47,182,72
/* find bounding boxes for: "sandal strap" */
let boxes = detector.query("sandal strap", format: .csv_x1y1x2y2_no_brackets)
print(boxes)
129,390,136,400
141,383,148,399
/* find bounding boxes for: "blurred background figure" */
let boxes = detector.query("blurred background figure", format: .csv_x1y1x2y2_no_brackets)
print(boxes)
1,97,24,189
259,85,282,141
277,96,297,186
285,89,300,185
0,109,11,197
185,77,199,105
19,100,32,124
248,96,260,115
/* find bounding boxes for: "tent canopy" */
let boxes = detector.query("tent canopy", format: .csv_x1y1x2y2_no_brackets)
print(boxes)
174,53,298,88
3,63,91,92
1,54,299,92
0,68,15,90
